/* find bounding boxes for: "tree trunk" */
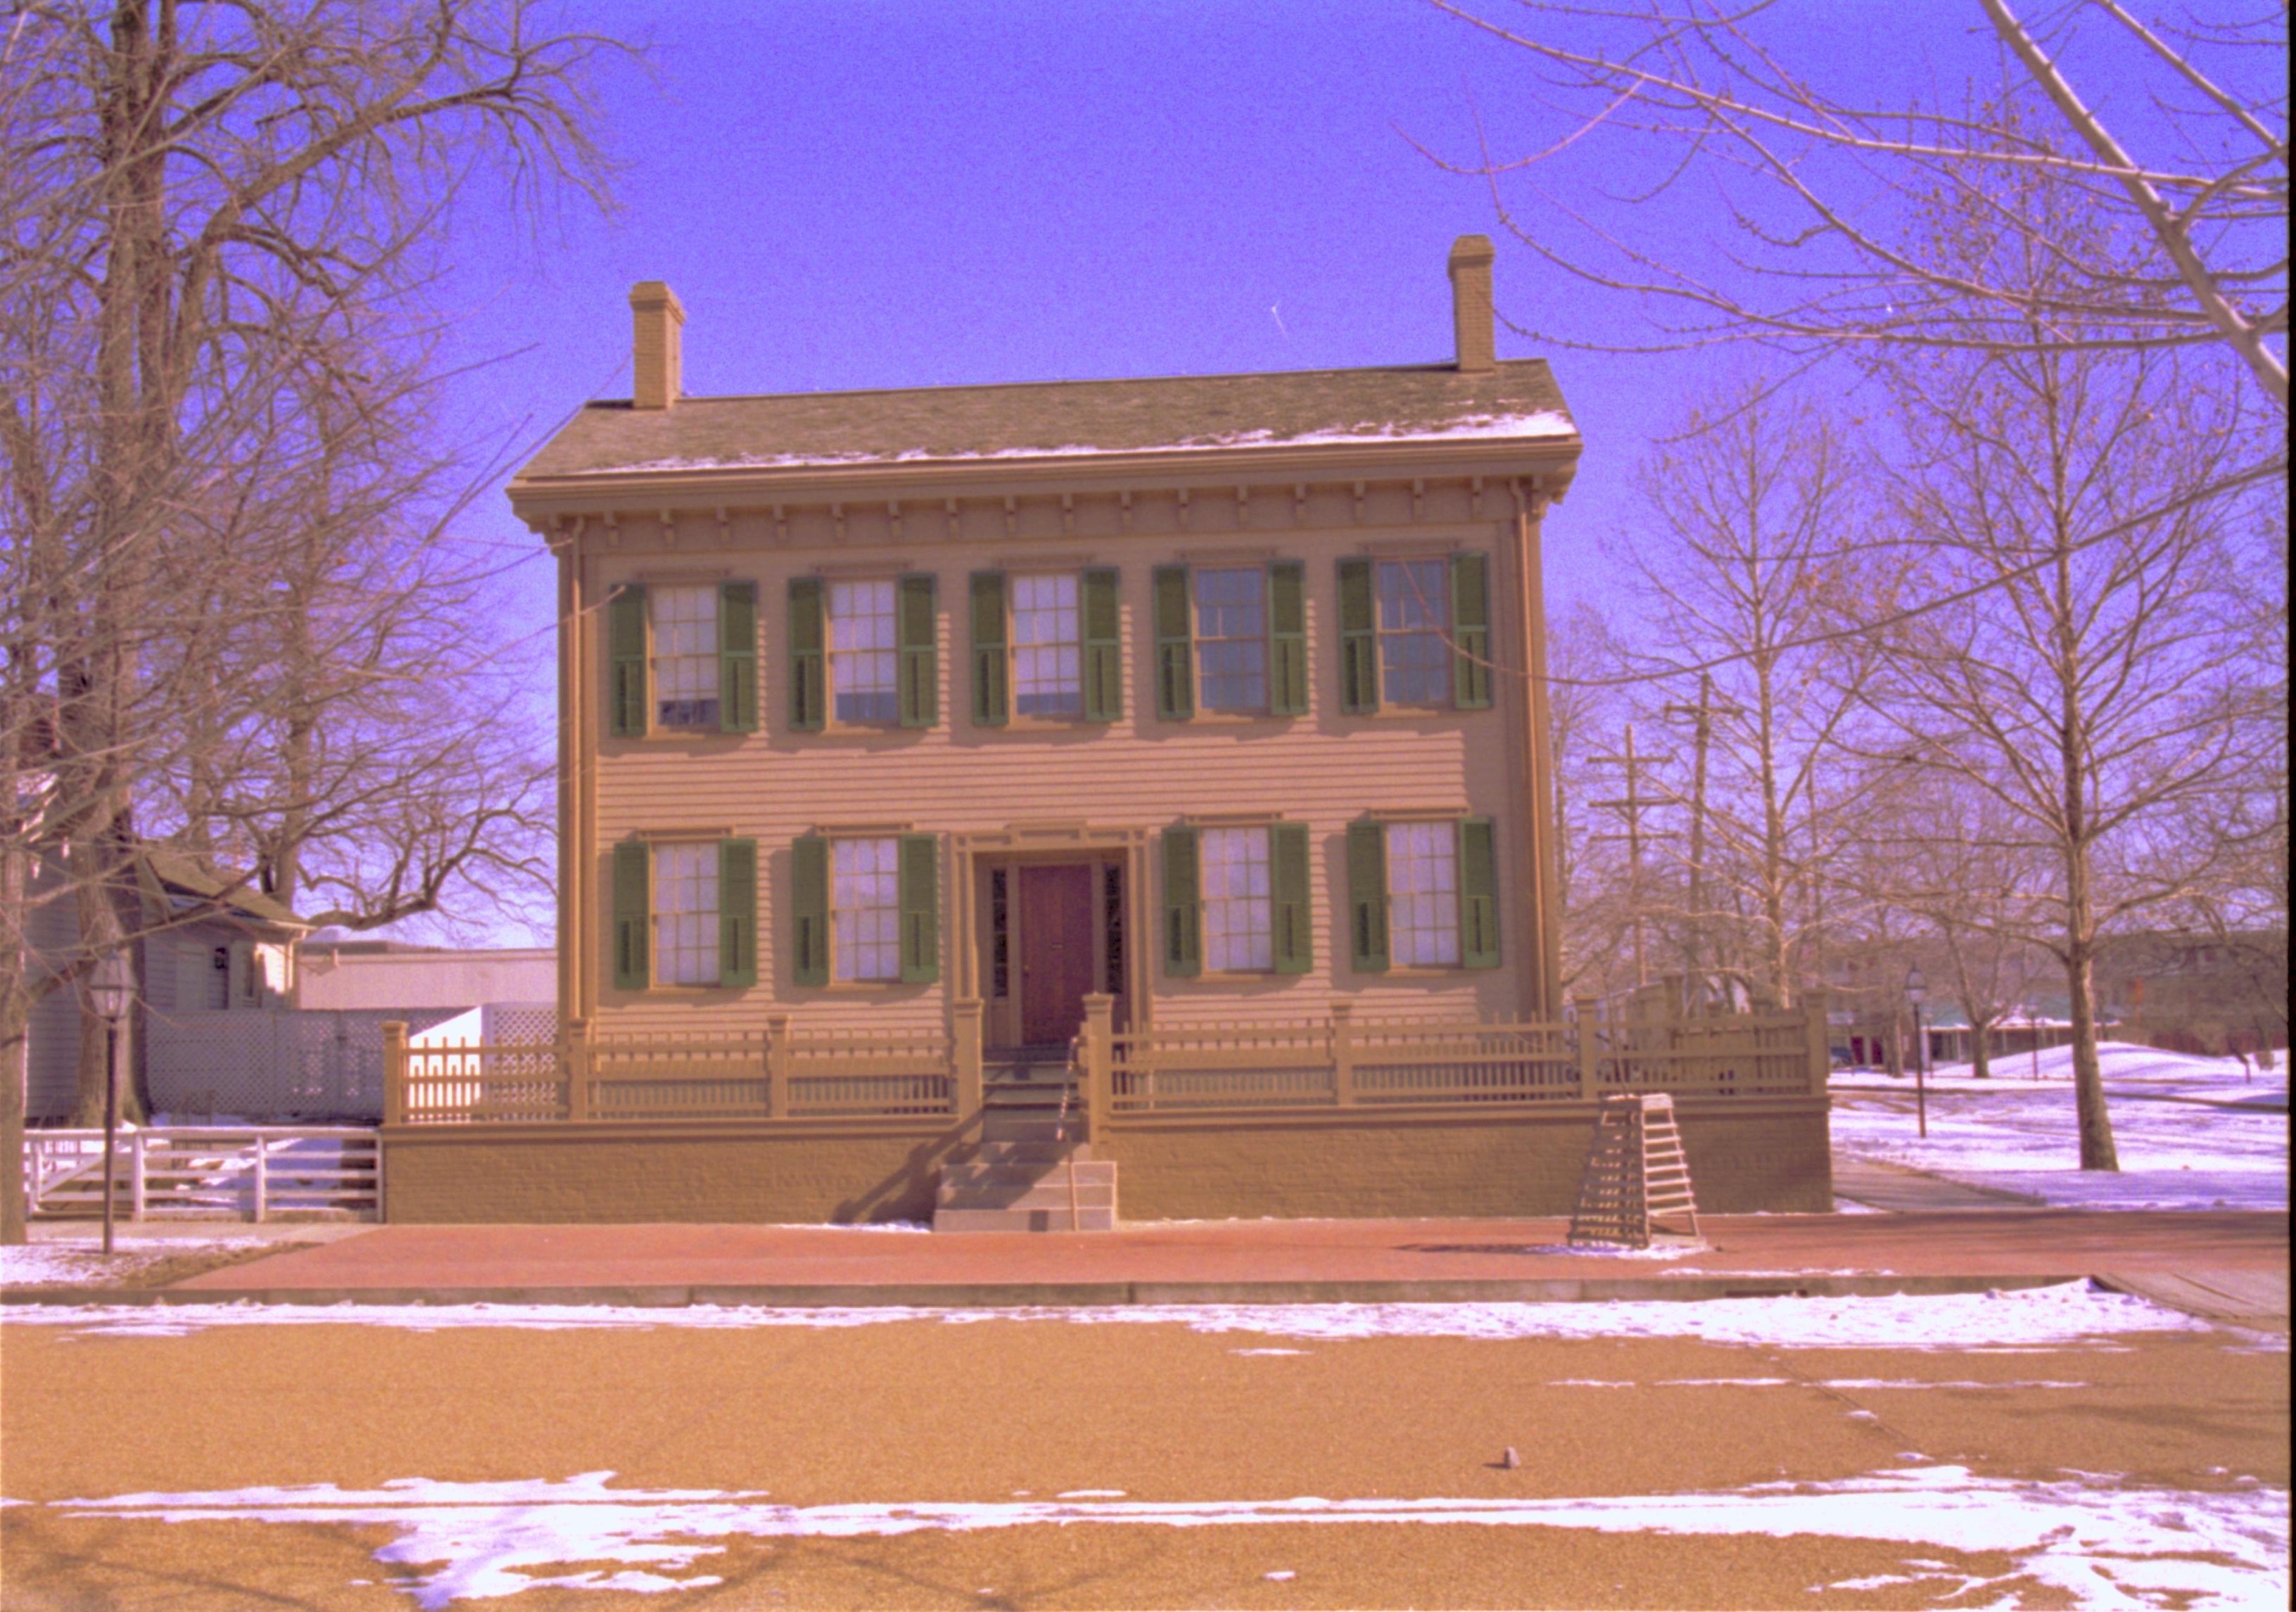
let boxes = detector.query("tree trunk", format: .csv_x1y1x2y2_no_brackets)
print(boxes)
1971,1015,1992,1080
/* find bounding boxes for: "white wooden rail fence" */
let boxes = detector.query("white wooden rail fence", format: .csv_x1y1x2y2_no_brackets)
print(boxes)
385,996,1831,1136
25,1128,381,1221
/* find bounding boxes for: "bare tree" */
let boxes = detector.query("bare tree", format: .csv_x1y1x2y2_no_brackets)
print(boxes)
1,0,616,1243
1546,600,1640,996
1423,0,2288,407
1617,381,1877,1008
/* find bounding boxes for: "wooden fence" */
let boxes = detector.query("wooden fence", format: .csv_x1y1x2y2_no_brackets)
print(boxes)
25,1127,381,1221
383,996,1829,1131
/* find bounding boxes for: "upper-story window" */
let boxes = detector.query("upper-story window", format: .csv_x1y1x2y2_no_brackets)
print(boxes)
970,569,1120,725
1153,562,1306,720
1375,561,1450,707
789,576,936,731
649,585,721,730
1338,554,1492,714
1194,569,1268,713
1013,573,1084,718
607,582,757,738
830,580,900,724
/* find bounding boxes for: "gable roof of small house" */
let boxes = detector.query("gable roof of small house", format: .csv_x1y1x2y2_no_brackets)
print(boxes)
517,359,1575,481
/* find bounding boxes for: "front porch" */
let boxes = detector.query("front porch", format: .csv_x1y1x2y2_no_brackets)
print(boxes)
377,998,1836,1224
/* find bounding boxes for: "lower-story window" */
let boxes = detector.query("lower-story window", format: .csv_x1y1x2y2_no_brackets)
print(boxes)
652,842,720,985
1384,822,1458,968
1200,825,1272,972
833,837,902,982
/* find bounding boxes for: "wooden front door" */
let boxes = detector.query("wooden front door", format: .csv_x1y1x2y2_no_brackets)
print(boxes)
1019,864,1095,1047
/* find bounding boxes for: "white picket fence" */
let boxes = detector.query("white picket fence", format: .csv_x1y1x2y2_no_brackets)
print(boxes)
25,1127,381,1221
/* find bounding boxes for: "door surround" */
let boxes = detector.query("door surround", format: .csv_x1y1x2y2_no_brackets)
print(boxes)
951,823,1149,1050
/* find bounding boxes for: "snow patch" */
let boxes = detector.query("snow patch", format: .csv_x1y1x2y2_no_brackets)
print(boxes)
2,1283,2210,1349
39,1465,2285,1609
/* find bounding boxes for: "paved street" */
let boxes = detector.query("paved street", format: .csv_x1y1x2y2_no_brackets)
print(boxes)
2,1290,2285,1608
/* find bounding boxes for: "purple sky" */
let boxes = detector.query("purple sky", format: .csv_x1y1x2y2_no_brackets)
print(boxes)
426,1,2223,941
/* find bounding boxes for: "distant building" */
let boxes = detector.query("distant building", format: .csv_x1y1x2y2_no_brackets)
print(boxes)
2097,929,2287,1059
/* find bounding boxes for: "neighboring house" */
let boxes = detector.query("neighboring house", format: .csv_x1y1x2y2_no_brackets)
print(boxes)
297,939,557,1013
21,849,308,1121
2097,929,2288,1060
380,237,1836,1225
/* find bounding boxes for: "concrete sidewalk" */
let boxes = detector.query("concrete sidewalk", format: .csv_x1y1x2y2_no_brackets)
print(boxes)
5,1210,2283,1321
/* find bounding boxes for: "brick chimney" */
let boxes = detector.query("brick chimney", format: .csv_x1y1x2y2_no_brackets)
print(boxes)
1447,235,1497,374
630,281,685,410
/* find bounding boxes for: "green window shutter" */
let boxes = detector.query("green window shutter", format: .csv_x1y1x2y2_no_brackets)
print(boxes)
1452,552,1492,710
970,571,1008,726
1162,824,1201,977
898,573,937,728
1153,566,1193,721
718,837,758,986
899,833,940,983
718,582,758,733
1268,561,1307,716
791,834,829,986
1269,821,1312,975
613,839,650,989
1338,559,1378,715
788,578,825,732
1347,820,1389,973
1082,567,1122,722
1459,817,1501,970
609,585,648,737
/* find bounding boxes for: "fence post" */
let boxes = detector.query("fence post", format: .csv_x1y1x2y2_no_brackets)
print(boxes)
250,1136,268,1224
130,1131,146,1221
381,1021,408,1125
1081,994,1114,1138
766,1014,792,1119
1802,991,1832,1097
564,1018,592,1122
951,998,984,1120
1573,994,1601,1101
1331,1001,1356,1105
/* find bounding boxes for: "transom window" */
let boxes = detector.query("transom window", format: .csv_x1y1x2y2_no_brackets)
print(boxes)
830,580,899,723
652,842,720,985
649,585,720,729
1201,826,1272,972
1012,573,1082,718
1376,559,1450,706
832,837,901,982
1195,567,1267,712
1385,821,1459,967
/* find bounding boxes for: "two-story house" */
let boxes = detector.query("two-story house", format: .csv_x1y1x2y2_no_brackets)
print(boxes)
380,238,1834,1226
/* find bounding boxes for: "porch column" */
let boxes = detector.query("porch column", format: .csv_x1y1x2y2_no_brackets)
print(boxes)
952,998,984,1119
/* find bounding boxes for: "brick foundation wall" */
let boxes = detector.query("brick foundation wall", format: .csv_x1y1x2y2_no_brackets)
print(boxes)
381,1099,1831,1224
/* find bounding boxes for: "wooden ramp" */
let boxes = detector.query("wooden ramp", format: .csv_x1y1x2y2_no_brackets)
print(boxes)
1568,1093,1702,1249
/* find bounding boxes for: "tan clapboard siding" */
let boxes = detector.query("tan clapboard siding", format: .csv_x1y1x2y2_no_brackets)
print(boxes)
583,521,1532,1036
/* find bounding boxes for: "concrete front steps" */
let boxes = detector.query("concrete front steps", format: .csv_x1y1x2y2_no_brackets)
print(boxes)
934,1071,1117,1231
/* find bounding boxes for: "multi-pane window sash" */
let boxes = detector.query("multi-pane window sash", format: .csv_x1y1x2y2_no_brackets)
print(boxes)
830,580,900,724
652,842,720,985
1376,559,1450,706
833,837,902,982
1012,573,1083,718
1200,826,1272,971
649,585,720,730
1385,822,1458,968
1194,568,1268,712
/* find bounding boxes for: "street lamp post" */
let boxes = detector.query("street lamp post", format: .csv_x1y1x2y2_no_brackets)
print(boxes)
1905,965,1929,1141
89,951,132,1257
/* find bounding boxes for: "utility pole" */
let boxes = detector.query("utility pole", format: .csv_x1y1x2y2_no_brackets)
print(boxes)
1592,724,1673,990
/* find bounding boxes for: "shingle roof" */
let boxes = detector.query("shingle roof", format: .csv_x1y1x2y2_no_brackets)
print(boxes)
517,359,1575,479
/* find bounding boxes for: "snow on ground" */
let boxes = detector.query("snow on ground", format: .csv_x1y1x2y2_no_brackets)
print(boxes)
1832,1043,2288,1210
1,1236,273,1289
0,1283,2219,1349
30,1464,2287,1609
